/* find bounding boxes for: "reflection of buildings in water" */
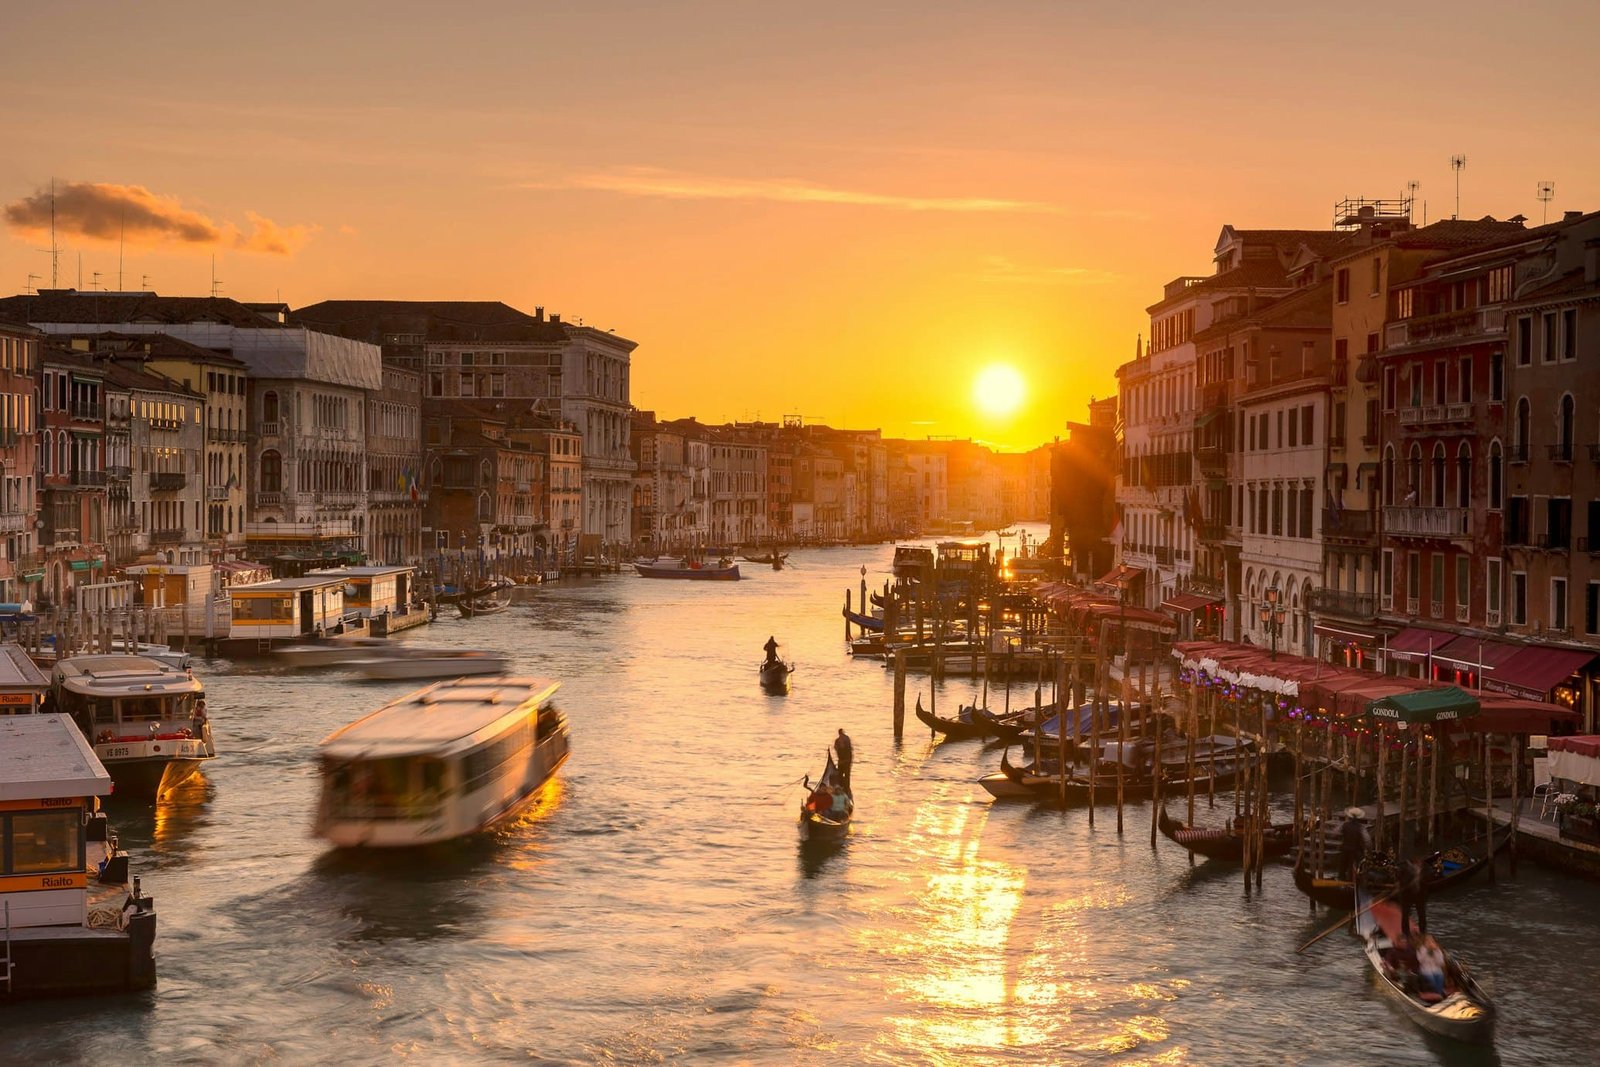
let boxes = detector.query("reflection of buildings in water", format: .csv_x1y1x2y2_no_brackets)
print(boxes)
862,790,1173,1062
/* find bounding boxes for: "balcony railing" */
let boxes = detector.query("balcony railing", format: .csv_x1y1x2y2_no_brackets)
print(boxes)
1154,546,1174,565
1398,402,1475,428
207,485,230,501
151,528,185,544
150,472,187,491
255,491,283,508
1311,588,1376,618
107,465,132,481
1407,596,1421,615
1579,536,1600,554
1537,532,1572,552
71,402,104,421
1322,508,1375,539
71,469,107,487
1385,307,1506,350
1548,443,1574,463
258,420,281,438
0,511,29,533
1383,505,1472,539
1198,521,1228,542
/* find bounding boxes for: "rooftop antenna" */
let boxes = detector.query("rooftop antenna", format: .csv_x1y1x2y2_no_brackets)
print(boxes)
118,207,126,292
210,255,222,298
141,274,152,290
36,177,60,289
1450,154,1466,219
1536,181,1555,225
77,252,83,289
91,271,102,291
1406,180,1420,221
26,273,40,295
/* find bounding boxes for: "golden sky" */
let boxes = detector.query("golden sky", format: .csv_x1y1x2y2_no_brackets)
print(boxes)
3,1,1597,450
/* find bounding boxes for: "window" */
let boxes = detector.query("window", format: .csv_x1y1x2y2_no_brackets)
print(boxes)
1458,356,1472,403
1288,413,1298,448
1431,553,1445,618
1553,577,1569,632
1456,556,1469,619
1543,313,1558,364
1487,266,1512,303
1512,571,1527,626
1456,443,1472,509
1433,361,1446,405
1409,365,1423,406
1299,485,1312,537
1517,317,1532,366
1407,445,1422,502
262,390,279,423
1271,487,1282,536
260,450,282,493
1487,558,1503,626
1381,550,1394,609
1370,256,1382,295
1547,498,1572,551
1514,397,1531,457
1395,288,1414,319
7,810,80,873
1336,268,1350,304
1490,351,1504,401
1408,550,1421,601
1383,446,1396,505
1367,332,1380,354
1431,443,1446,507
1563,308,1578,361
1383,366,1397,410
1276,410,1284,447
1335,338,1349,362
1507,496,1530,545
1302,405,1313,445
1559,394,1575,454
1587,582,1600,636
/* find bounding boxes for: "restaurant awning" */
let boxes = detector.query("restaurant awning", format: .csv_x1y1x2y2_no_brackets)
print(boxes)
1549,735,1600,787
1160,592,1220,614
1368,686,1481,724
1482,645,1598,700
1385,626,1455,661
1430,635,1523,673
1313,621,1384,645
1096,564,1143,588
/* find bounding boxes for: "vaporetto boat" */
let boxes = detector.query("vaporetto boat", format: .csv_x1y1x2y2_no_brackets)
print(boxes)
49,655,215,798
313,675,570,848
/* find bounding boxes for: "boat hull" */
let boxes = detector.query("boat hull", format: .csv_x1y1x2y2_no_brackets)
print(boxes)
978,772,1040,799
353,655,510,680
634,561,740,580
759,662,792,692
96,739,213,797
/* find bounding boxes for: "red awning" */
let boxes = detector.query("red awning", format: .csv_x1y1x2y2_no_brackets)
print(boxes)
1385,627,1455,661
1430,636,1522,672
1551,735,1600,758
1482,646,1597,700
1313,622,1384,645
1473,698,1582,734
1096,564,1143,588
1160,592,1219,614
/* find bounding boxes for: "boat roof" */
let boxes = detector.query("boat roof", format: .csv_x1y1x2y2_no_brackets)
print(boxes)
53,654,204,695
0,714,111,800
320,676,560,760
307,565,415,578
1,641,50,690
231,576,349,592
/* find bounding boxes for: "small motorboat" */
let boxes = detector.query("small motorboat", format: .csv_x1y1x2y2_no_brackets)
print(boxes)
276,637,393,668
351,649,510,680
1354,884,1496,1043
799,751,852,845
634,557,741,581
760,659,794,692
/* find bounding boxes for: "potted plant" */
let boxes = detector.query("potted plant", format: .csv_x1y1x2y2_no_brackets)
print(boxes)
1555,794,1600,844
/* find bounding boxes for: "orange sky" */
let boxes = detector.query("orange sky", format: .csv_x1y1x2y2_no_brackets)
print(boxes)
3,1,1597,450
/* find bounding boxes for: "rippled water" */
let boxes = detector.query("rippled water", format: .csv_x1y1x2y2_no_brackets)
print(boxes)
4,527,1595,1065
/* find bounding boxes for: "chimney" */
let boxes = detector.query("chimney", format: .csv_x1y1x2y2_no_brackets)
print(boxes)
1565,210,1584,223
534,306,545,322
550,313,562,325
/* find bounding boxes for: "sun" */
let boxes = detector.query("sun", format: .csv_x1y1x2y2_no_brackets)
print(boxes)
973,363,1026,419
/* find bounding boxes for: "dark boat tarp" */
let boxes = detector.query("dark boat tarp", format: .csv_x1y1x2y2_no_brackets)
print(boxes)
1368,687,1481,724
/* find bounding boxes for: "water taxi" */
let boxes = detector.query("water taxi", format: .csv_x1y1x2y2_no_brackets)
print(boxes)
314,676,569,848
49,655,214,797
0,714,157,998
350,649,511,680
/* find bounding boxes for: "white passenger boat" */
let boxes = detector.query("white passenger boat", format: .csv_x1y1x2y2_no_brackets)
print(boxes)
314,676,570,847
49,655,214,797
350,649,510,680
275,637,392,668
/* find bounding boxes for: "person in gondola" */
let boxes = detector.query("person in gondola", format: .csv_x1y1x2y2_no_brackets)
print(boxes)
1416,935,1446,998
764,635,780,667
835,728,853,791
1339,807,1371,881
1398,853,1432,941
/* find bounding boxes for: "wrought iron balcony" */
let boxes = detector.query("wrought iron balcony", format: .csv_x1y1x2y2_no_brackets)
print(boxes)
1311,588,1376,619
1384,308,1506,350
71,469,107,487
150,472,187,491
1382,505,1472,540
70,402,104,421
1322,508,1375,540
1548,443,1574,463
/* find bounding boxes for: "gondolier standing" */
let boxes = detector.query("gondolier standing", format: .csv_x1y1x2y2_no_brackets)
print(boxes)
1399,853,1433,941
1340,807,1371,880
764,635,780,666
835,728,853,790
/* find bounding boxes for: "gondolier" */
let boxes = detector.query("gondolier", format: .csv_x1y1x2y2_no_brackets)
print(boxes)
1340,807,1371,880
835,728,853,790
764,636,780,666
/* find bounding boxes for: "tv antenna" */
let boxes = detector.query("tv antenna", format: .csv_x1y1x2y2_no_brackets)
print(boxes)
1450,155,1466,219
91,271,102,291
210,255,222,298
1406,180,1420,220
1536,181,1555,224
26,273,40,295
35,178,60,288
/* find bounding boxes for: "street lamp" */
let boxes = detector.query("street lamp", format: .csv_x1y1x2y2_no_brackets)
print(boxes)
1258,584,1287,659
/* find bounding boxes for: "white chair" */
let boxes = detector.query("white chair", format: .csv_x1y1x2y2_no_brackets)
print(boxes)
1531,756,1555,817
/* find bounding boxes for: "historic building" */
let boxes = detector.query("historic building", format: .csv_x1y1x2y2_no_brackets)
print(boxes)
0,317,39,605
37,348,107,602
367,364,424,565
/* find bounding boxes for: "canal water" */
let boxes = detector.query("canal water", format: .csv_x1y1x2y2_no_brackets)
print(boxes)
4,529,1596,1065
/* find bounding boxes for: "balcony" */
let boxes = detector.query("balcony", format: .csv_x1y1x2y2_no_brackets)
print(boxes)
107,464,132,481
150,472,187,491
1384,307,1506,351
0,511,29,533
1548,443,1574,463
255,491,283,508
1197,444,1227,476
258,420,281,438
1199,521,1228,543
1311,588,1376,619
1579,536,1600,554
1383,505,1472,540
1508,445,1530,465
71,402,104,421
1322,508,1375,541
151,528,185,544
1397,402,1475,429
207,485,230,501
71,469,108,487
1154,546,1174,565
1536,532,1572,553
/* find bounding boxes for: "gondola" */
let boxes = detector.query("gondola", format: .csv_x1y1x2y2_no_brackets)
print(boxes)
914,696,1025,741
1292,824,1511,910
799,752,852,844
1157,801,1296,863
741,551,788,569
457,577,514,618
759,659,794,692
978,748,1069,800
1354,883,1496,1043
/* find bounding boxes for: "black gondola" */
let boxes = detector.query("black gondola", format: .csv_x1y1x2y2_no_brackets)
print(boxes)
1156,802,1296,863
457,577,514,618
760,659,794,692
913,695,1026,741
1292,824,1511,910
799,752,852,844
1353,883,1496,1043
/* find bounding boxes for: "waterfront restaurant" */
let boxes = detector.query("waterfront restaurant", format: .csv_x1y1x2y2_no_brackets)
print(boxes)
228,575,348,643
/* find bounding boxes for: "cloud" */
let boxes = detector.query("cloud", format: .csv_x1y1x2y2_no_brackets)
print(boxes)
977,255,1118,286
338,223,359,236
528,167,1063,215
3,181,316,256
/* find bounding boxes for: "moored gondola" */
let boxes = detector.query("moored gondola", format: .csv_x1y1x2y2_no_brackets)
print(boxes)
1156,802,1296,863
1292,824,1511,911
1353,883,1496,1043
914,695,1025,741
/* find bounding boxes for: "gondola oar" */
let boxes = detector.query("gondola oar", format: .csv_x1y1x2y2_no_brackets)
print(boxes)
1295,889,1396,953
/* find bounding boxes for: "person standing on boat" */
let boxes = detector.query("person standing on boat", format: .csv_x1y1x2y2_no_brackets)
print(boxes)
764,636,780,666
835,728,853,791
1339,807,1371,880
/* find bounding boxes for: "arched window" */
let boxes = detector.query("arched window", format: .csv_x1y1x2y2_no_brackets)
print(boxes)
1456,443,1472,509
260,450,282,493
1488,440,1503,510
41,430,52,474
1431,443,1446,508
1383,446,1396,506
1515,396,1530,455
1407,444,1422,503
262,390,280,424
1559,393,1575,455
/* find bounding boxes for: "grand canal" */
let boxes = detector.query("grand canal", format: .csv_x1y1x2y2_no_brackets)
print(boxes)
4,531,1597,1065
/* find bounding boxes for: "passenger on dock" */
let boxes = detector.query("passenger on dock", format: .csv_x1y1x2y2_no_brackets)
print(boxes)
764,635,780,666
1339,807,1371,880
835,728,853,791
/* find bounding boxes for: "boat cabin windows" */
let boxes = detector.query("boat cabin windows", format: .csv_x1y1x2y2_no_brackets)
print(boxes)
461,722,532,795
233,594,293,622
323,756,447,820
4,808,82,875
